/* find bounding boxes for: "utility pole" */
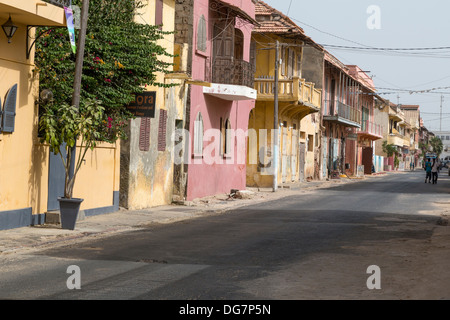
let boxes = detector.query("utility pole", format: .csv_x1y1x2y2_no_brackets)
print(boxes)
273,40,280,192
69,0,89,181
440,95,443,132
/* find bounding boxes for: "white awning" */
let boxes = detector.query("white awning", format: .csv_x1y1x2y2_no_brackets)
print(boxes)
203,83,256,101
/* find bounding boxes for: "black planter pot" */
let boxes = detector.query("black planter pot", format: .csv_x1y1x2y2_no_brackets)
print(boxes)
58,197,84,230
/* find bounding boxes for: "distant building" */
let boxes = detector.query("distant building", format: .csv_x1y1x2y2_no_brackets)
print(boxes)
434,131,450,161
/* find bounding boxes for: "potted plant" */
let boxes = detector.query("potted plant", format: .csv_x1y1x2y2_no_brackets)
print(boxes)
39,98,114,230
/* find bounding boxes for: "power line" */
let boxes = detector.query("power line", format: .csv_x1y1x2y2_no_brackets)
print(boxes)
286,0,293,16
322,44,450,51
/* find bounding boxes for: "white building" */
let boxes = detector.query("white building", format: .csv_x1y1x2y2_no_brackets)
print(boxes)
434,131,450,161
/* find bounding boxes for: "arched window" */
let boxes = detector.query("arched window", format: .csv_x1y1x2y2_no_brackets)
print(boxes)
197,15,207,52
194,112,204,155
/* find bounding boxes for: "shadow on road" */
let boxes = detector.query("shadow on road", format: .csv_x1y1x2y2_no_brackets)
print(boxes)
325,171,450,194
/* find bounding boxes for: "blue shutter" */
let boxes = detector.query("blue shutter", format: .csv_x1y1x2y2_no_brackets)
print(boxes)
2,84,18,133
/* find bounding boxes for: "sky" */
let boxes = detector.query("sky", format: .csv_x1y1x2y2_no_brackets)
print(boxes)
261,0,450,132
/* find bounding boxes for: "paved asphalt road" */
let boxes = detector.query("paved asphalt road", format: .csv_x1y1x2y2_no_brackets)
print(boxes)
0,170,448,302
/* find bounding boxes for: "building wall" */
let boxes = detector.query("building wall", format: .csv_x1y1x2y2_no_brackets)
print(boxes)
185,0,256,200
299,114,319,179
0,2,120,230
120,0,183,210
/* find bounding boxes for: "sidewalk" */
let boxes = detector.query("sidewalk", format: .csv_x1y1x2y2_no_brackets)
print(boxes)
0,175,374,256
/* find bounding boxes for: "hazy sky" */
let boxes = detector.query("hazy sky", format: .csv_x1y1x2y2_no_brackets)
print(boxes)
261,0,450,131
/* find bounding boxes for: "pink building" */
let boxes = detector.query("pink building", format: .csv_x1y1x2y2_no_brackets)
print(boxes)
174,0,257,200
320,53,381,177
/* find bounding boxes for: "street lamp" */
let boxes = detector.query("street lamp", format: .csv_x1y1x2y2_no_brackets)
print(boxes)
2,15,18,44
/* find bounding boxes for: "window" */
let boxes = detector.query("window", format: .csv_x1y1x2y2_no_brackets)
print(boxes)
287,48,294,78
308,134,314,152
2,84,18,133
197,15,207,52
194,112,204,155
139,117,151,152
297,51,302,77
213,21,234,58
155,0,163,28
300,131,306,140
234,29,244,60
224,119,232,156
158,109,167,151
220,118,234,157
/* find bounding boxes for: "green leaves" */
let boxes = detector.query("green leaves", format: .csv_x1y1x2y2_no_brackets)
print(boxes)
35,0,177,198
382,140,398,158
35,0,176,143
39,99,112,198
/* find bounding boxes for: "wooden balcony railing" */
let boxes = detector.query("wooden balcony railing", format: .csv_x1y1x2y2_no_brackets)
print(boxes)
358,120,383,138
324,99,361,124
253,77,321,109
205,57,255,88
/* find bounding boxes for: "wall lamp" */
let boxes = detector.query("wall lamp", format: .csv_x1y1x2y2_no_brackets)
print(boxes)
2,15,18,44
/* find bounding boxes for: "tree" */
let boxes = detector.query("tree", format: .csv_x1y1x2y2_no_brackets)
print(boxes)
35,0,174,142
35,0,175,199
382,140,400,170
39,99,105,199
429,137,443,156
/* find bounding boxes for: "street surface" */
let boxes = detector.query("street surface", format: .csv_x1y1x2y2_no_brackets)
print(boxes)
0,170,449,300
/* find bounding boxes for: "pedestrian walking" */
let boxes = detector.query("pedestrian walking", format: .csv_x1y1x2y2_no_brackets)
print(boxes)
424,158,432,183
432,158,439,184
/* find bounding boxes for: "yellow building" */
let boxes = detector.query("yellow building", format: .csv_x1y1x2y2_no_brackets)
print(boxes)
247,1,322,188
119,0,189,210
0,0,120,230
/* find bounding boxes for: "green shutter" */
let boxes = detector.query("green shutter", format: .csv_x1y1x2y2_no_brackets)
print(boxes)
2,84,18,133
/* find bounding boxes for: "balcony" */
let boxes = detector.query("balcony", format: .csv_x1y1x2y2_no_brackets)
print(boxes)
388,129,405,147
205,57,255,88
203,57,257,101
253,77,321,117
323,100,361,128
357,120,383,140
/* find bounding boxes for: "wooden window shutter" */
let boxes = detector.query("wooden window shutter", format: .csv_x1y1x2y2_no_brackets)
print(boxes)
158,109,167,151
139,117,151,152
2,84,18,133
194,113,204,155
155,0,163,28
297,51,302,77
213,24,223,58
225,119,232,155
250,41,256,71
287,48,294,78
197,15,207,52
223,23,234,57
281,46,286,76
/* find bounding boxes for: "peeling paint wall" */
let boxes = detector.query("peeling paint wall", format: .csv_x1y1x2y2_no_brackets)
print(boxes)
120,0,187,210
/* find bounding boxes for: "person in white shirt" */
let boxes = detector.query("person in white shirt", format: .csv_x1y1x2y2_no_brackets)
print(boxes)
431,159,440,184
